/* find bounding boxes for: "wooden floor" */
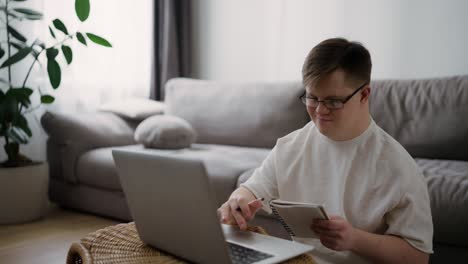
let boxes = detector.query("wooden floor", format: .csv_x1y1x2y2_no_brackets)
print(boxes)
0,204,120,264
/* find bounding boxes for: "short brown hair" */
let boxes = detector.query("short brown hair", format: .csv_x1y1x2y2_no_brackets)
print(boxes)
302,38,372,88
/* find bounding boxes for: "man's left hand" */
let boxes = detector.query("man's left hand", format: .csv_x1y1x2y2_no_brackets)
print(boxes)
311,216,357,251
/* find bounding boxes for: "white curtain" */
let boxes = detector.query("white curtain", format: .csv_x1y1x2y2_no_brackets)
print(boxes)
38,0,154,113
0,0,153,162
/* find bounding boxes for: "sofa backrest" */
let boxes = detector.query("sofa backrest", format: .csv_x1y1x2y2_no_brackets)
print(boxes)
165,78,310,148
370,75,468,161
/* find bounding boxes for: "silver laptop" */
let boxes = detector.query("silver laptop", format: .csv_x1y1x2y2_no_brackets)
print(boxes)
112,149,313,264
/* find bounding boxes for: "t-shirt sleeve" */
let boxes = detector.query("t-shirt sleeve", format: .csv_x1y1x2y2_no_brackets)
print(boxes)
384,172,434,254
240,145,279,213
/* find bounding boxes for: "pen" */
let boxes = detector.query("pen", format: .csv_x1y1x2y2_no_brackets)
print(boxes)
236,197,264,212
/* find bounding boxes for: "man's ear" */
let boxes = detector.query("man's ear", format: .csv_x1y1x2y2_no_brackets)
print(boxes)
360,85,371,103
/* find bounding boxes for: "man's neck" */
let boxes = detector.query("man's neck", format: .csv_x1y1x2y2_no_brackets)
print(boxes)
330,114,371,141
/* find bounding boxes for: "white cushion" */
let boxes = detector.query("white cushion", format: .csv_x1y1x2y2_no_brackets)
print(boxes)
99,98,165,120
134,115,197,149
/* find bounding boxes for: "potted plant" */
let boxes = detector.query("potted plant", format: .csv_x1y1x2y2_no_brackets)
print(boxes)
0,0,111,224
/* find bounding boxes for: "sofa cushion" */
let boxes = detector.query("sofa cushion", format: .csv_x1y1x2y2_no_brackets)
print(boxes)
370,75,468,161
164,78,310,148
415,158,468,247
99,98,165,121
430,242,468,264
77,144,270,205
77,147,126,191
134,115,197,149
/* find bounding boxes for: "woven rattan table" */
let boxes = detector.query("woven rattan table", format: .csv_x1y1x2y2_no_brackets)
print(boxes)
66,222,317,264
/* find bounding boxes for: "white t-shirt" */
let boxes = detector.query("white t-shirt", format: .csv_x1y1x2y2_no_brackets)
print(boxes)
241,118,433,264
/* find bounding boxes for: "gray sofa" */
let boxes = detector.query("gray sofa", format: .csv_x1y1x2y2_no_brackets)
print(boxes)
41,76,468,263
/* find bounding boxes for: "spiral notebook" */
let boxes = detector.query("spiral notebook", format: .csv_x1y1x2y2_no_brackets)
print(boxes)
269,199,330,238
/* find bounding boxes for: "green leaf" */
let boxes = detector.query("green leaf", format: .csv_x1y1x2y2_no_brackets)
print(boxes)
13,8,43,17
0,46,4,59
24,14,42,21
76,32,87,46
10,41,26,50
9,87,33,97
0,94,15,135
7,11,20,19
75,0,90,22
47,58,61,89
61,45,72,64
53,18,69,35
48,26,56,39
0,92,12,120
8,127,28,144
24,88,33,96
8,88,33,108
0,95,19,124
16,115,32,137
11,87,33,97
41,95,55,104
0,47,31,68
86,33,112,47
7,25,27,42
46,47,59,59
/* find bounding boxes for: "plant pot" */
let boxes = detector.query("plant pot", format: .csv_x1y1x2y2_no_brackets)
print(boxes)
0,162,49,224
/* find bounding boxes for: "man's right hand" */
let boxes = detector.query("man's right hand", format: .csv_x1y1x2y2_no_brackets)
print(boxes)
217,188,263,230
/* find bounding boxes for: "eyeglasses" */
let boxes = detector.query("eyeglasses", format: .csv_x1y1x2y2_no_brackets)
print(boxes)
299,82,368,110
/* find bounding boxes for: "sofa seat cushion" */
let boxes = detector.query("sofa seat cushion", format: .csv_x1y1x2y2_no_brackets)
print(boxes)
77,147,130,192
415,158,468,247
77,144,270,205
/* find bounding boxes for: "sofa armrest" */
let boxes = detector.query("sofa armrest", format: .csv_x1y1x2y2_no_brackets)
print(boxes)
41,111,137,147
41,111,138,183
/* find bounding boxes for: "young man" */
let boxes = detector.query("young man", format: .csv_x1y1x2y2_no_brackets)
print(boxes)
217,38,433,264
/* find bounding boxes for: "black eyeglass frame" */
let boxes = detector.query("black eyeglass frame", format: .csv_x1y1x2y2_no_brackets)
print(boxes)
299,82,368,110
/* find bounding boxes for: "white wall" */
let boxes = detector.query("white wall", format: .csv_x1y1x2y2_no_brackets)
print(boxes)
191,0,468,81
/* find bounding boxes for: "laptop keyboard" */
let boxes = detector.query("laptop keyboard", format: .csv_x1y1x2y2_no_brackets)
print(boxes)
227,242,274,264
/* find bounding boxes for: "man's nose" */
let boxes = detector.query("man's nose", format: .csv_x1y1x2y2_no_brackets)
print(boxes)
315,102,330,114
